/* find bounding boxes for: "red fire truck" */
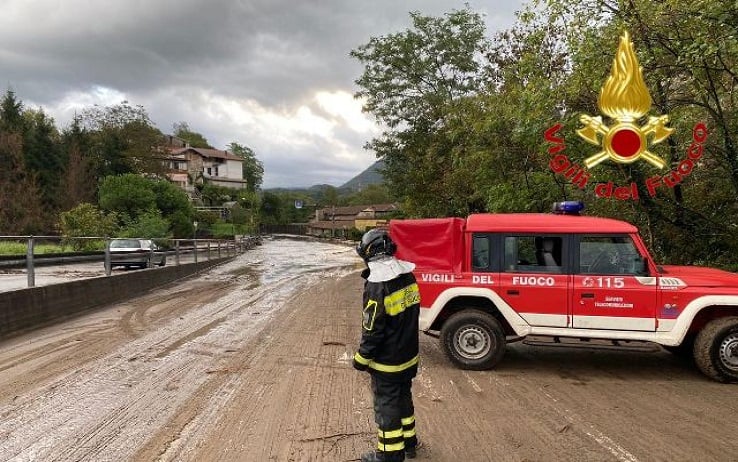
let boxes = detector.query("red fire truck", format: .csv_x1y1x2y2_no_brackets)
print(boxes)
389,202,738,383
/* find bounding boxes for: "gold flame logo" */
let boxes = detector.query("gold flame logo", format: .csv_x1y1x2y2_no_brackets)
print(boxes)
577,31,673,169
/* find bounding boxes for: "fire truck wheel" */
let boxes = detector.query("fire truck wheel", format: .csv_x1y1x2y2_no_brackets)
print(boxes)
693,316,738,383
441,309,505,370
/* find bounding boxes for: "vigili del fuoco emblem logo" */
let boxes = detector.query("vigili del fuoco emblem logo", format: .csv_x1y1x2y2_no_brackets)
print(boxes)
544,31,708,200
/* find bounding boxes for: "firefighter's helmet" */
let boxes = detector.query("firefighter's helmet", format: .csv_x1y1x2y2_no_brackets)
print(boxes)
356,228,396,262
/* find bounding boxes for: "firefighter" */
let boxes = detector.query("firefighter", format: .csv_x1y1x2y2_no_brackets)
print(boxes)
353,228,421,462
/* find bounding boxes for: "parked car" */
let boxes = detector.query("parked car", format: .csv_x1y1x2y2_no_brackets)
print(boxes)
108,238,167,269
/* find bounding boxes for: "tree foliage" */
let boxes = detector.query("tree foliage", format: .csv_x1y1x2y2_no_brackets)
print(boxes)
343,184,393,206
59,203,118,236
59,117,97,211
351,8,493,217
81,102,166,177
353,2,738,267
22,109,63,211
259,191,285,225
228,142,264,192
173,121,212,148
0,132,44,234
119,210,171,239
0,90,260,239
98,174,194,238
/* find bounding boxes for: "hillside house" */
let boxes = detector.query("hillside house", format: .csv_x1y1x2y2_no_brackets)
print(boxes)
306,203,398,237
163,146,247,199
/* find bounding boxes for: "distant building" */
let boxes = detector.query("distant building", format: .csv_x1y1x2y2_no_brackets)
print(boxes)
161,136,246,199
306,203,399,237
354,204,399,231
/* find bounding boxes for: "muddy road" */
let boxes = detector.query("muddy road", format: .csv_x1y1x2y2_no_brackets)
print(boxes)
0,237,736,462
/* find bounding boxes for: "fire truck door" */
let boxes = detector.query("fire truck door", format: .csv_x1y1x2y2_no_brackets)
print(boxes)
571,236,657,331
498,236,569,328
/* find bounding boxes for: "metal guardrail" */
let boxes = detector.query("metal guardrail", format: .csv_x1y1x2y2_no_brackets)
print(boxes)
0,235,262,288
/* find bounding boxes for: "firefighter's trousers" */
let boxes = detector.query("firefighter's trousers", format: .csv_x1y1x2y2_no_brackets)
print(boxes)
370,374,418,460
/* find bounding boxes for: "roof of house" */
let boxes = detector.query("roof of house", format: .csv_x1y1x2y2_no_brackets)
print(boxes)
171,147,243,162
331,205,369,216
361,203,397,213
321,204,398,217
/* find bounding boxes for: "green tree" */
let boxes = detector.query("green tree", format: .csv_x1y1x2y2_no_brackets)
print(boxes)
229,203,248,228
319,186,340,207
344,184,393,206
237,190,260,232
199,183,236,206
259,191,284,225
151,180,195,237
352,8,493,216
99,174,195,238
152,179,194,217
173,122,212,148
0,90,24,133
0,91,43,233
228,142,264,192
23,108,63,215
99,174,158,220
82,102,165,177
527,0,738,265
119,210,170,239
352,2,738,267
58,203,119,250
59,117,96,211
59,203,118,237
0,132,44,234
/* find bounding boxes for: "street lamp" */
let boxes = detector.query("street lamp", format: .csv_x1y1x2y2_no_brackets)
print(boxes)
193,220,199,263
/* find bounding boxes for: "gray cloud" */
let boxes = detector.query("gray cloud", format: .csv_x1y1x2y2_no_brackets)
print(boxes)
1,0,524,187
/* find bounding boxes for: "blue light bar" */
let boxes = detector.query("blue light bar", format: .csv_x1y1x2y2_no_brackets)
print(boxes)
552,201,584,215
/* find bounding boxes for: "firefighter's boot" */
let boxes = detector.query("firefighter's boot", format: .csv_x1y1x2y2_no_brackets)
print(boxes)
361,450,404,462
405,440,422,459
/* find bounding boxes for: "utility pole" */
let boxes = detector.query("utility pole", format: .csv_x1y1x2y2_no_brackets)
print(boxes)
331,205,336,239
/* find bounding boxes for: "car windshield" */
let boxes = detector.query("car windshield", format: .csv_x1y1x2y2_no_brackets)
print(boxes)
110,239,141,249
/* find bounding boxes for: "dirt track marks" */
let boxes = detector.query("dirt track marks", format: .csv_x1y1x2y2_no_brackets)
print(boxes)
2,240,737,462
150,274,371,462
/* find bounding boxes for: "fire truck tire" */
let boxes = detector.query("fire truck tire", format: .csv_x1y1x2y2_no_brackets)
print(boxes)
693,316,738,383
441,309,505,370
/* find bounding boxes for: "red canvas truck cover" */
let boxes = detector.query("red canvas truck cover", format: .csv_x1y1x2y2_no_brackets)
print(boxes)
390,217,465,273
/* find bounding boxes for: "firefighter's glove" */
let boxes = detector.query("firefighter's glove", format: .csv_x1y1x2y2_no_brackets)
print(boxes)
352,352,369,372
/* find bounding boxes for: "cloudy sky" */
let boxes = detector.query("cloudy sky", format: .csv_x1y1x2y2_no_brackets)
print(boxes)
1,0,524,188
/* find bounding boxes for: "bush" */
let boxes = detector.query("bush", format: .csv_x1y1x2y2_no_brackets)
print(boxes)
58,203,119,250
119,210,170,239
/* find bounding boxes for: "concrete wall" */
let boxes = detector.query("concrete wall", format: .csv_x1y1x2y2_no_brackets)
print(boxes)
0,258,231,339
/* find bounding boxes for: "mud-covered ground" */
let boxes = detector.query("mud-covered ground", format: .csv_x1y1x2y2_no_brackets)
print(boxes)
0,237,736,462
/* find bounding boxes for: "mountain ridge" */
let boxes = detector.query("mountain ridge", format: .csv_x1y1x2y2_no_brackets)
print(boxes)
264,160,385,194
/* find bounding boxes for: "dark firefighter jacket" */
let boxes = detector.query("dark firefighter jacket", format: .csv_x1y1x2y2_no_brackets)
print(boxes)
354,269,420,382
